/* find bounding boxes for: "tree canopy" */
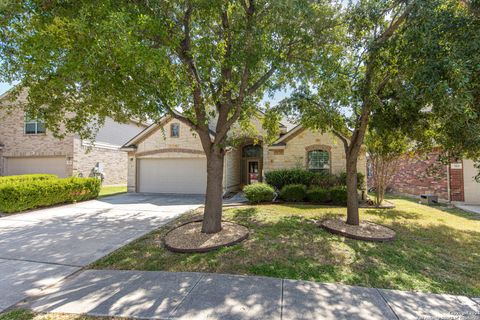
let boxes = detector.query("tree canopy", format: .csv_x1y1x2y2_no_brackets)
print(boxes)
0,0,340,141
0,0,342,233
278,0,480,224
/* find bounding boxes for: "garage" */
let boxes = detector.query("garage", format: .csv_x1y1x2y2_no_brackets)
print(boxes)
138,158,207,194
5,156,67,177
463,159,480,204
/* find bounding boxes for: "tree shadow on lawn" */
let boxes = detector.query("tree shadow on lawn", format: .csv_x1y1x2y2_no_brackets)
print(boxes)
226,206,480,296
92,205,480,296
364,208,421,220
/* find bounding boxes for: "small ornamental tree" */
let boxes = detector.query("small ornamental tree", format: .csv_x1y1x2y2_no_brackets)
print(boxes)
0,0,341,233
279,0,480,226
365,128,410,205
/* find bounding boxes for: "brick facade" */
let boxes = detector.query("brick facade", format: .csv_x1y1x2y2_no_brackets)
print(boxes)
449,160,465,202
73,139,129,185
372,151,449,200
0,92,135,185
0,92,75,176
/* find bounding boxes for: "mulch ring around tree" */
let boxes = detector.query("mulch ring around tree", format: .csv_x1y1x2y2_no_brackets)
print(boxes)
320,219,396,242
164,220,249,253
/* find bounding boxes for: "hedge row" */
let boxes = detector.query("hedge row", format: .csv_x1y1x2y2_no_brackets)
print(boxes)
0,177,101,213
280,185,348,205
264,169,365,190
0,174,58,184
243,182,349,206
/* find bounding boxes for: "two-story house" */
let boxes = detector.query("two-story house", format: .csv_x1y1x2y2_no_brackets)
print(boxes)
0,90,147,185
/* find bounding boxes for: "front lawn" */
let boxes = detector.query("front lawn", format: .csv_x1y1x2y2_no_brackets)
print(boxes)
91,198,480,297
99,185,127,197
0,309,129,320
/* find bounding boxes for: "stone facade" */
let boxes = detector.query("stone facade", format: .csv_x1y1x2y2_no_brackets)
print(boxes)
264,128,367,181
134,119,206,158
125,118,368,193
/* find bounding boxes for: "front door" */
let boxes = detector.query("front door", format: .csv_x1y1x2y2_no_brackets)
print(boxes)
247,161,260,184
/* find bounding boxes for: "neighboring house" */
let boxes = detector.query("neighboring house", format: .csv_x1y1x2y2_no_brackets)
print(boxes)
122,116,367,194
367,150,480,204
0,90,147,185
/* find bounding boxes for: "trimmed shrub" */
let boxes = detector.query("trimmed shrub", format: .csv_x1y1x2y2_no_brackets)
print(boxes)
306,188,331,203
265,169,316,190
310,173,340,189
243,183,275,204
330,186,348,206
338,172,366,190
0,177,101,213
0,174,57,184
280,184,307,202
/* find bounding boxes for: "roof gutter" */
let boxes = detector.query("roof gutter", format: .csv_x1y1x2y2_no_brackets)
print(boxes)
120,145,137,152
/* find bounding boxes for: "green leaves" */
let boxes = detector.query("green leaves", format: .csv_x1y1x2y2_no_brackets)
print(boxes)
0,0,341,147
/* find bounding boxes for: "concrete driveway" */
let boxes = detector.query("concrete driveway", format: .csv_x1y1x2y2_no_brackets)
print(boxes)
0,193,204,311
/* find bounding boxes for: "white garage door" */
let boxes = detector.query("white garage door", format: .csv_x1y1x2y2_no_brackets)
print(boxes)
463,159,480,204
138,158,207,194
5,157,67,177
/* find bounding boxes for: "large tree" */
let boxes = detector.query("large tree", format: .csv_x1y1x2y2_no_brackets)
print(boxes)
280,0,480,225
0,0,340,233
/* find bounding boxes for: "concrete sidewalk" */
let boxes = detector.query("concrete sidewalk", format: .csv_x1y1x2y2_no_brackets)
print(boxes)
455,204,480,216
26,270,480,320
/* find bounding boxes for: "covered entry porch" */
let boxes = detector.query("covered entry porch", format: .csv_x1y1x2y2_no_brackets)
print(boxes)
224,143,264,193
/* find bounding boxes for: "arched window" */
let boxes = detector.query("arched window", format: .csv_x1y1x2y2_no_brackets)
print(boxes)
242,144,262,158
307,150,330,173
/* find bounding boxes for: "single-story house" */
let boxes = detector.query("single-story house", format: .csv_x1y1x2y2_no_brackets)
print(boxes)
0,90,147,185
122,116,367,194
367,150,480,204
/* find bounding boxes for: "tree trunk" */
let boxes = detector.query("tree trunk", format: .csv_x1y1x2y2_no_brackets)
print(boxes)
346,154,360,226
202,150,225,234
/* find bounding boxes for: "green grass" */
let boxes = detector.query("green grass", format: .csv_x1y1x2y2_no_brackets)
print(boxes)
0,309,130,320
91,198,480,297
99,185,127,197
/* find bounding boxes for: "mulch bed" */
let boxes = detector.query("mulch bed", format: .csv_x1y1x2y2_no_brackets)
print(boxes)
320,219,396,242
164,221,249,253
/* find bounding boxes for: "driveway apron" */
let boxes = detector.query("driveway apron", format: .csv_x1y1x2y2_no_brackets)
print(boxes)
0,193,203,312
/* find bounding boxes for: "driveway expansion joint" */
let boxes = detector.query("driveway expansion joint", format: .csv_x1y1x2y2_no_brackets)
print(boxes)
0,256,83,268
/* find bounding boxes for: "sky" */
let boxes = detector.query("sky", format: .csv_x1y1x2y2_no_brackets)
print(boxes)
0,82,13,96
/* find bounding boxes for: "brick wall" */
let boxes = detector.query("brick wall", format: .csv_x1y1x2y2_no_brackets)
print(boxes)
449,160,465,202
73,138,128,185
0,92,74,176
375,151,449,200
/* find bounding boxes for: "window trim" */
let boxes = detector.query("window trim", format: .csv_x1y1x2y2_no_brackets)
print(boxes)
24,114,46,135
170,123,180,138
305,144,331,173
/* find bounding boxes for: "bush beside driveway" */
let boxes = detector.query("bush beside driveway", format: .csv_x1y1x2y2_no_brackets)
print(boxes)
0,176,100,213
